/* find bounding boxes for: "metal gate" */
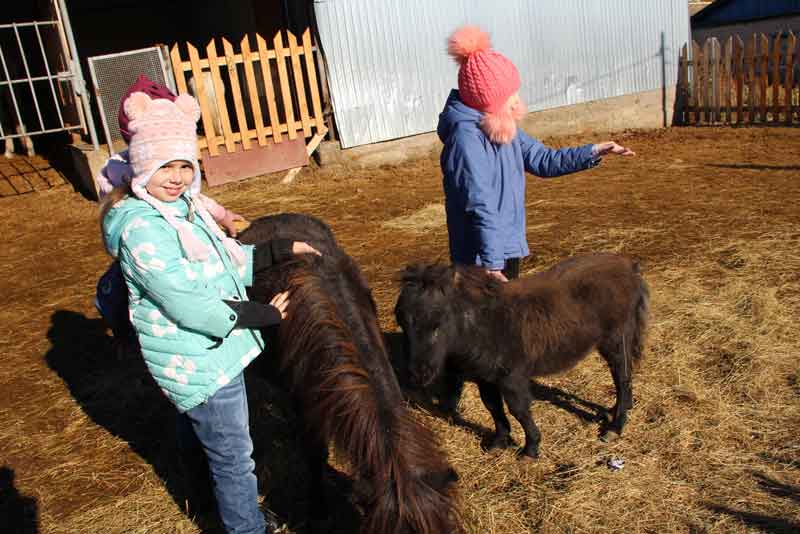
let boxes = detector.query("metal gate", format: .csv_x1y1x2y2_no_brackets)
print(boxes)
88,46,176,154
0,0,98,149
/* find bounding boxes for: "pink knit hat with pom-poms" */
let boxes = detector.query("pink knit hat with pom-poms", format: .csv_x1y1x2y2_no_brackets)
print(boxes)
448,26,520,114
124,91,246,267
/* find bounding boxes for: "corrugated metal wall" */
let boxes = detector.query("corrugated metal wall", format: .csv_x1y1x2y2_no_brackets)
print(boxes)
315,0,689,148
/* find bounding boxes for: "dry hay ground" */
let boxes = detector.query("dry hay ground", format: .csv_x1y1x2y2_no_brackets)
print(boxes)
1,127,799,533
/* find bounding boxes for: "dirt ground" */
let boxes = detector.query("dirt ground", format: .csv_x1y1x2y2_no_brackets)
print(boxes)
1,126,799,533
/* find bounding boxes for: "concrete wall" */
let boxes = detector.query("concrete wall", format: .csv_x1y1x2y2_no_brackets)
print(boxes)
692,15,800,44
317,87,675,168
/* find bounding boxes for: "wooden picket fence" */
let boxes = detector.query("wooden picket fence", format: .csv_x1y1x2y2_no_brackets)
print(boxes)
676,31,800,125
170,29,326,156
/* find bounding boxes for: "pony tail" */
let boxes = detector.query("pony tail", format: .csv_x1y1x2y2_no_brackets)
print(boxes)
626,267,649,370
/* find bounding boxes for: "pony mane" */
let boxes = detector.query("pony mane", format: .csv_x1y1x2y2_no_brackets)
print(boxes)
280,255,460,533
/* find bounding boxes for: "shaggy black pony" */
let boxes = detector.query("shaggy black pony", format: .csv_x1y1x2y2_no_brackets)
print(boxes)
239,214,460,534
395,254,650,460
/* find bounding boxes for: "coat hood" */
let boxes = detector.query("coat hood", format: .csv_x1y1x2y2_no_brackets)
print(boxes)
437,89,483,143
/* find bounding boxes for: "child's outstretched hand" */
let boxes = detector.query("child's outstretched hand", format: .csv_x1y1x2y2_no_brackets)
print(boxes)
220,210,248,237
593,141,636,157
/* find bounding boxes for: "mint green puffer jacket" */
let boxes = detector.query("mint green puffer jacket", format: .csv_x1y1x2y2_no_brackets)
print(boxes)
103,195,263,412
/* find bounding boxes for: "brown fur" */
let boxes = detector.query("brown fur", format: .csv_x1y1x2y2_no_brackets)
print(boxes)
395,253,649,458
243,215,461,533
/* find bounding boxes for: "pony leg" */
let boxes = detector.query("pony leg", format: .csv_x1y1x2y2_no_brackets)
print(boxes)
498,377,541,459
301,428,331,530
598,338,633,439
437,370,465,416
477,380,513,450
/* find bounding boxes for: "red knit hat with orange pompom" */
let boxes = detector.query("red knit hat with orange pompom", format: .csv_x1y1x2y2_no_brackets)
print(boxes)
448,26,520,114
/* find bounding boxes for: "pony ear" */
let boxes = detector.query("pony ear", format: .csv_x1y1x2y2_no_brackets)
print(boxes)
123,91,152,120
174,93,201,122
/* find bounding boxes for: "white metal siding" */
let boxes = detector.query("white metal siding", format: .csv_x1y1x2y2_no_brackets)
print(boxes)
315,0,689,148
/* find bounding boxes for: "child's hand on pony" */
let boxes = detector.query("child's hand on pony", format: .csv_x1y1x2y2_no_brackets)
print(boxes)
218,210,249,237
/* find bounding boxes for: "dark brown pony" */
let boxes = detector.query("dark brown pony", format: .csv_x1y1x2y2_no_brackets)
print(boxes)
239,214,460,534
395,254,649,460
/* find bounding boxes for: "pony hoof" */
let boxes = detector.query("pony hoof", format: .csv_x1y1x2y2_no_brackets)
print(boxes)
483,435,514,451
600,430,620,443
516,449,539,462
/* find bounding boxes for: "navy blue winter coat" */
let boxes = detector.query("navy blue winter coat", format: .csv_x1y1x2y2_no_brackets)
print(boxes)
437,90,598,269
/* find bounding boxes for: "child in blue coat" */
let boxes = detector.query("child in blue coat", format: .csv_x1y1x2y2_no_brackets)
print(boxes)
440,26,635,283
435,26,635,414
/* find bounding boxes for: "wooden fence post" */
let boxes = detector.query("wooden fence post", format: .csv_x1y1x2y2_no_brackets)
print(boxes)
302,29,325,132
759,33,769,122
693,40,704,124
287,31,311,138
273,31,298,140
678,44,689,125
240,36,268,146
711,38,721,123
222,38,251,150
256,33,283,143
206,39,236,152
187,43,220,156
786,31,797,125
746,34,757,123
723,36,733,124
734,35,744,124
771,32,782,122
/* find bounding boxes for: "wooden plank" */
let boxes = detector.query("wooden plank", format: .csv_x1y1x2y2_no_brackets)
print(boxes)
170,44,188,94
771,33,782,122
759,33,769,121
0,178,16,197
704,39,713,122
794,33,800,123
273,31,298,140
287,31,311,137
196,122,294,149
711,38,721,123
41,168,65,187
223,38,251,150
240,36,267,146
172,49,280,72
24,171,49,191
256,33,283,143
677,44,688,124
746,34,757,123
7,174,33,194
201,137,308,187
734,35,744,124
302,29,325,132
723,36,733,124
188,43,219,156
692,40,703,124
206,39,236,153
786,31,796,125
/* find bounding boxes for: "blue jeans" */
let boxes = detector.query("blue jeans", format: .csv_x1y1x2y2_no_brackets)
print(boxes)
177,372,266,534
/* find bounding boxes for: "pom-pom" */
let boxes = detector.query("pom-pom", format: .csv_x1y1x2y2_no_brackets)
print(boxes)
447,26,491,63
123,91,152,120
174,93,201,122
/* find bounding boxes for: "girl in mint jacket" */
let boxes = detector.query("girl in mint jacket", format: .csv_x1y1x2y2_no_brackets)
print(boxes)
100,91,317,534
